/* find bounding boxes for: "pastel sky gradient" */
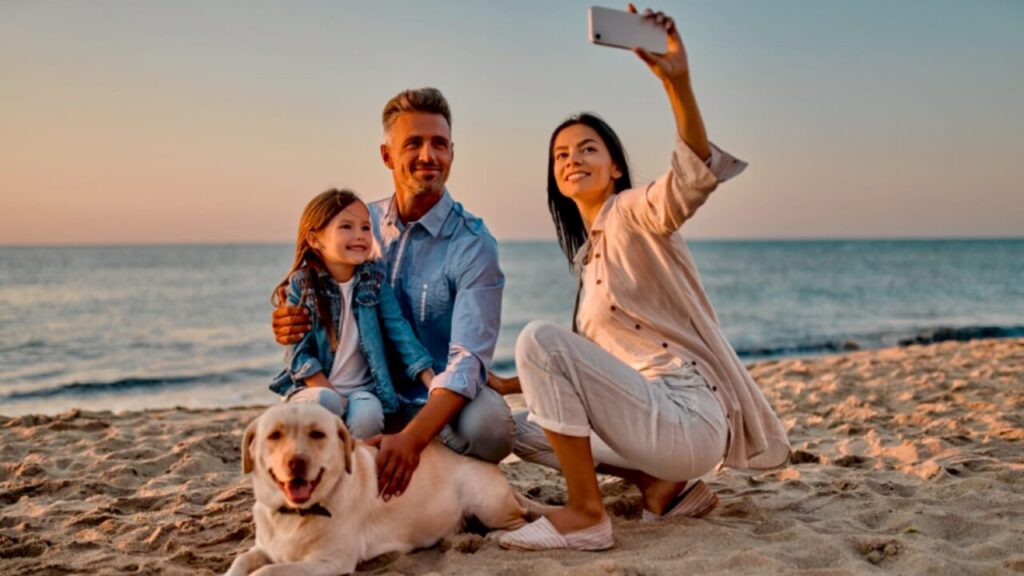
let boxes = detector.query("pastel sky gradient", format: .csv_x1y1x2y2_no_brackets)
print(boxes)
2,0,1021,245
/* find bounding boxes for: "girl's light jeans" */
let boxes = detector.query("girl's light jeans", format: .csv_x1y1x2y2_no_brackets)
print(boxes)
286,387,385,439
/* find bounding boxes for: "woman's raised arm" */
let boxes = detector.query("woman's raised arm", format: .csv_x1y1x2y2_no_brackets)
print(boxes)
629,4,710,161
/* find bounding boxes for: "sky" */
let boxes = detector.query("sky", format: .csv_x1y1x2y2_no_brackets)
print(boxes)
1,0,1021,245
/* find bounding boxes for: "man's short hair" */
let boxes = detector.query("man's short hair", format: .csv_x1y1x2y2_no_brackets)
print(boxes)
381,87,452,133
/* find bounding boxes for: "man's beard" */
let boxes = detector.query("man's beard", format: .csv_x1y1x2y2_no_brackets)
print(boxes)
412,178,445,197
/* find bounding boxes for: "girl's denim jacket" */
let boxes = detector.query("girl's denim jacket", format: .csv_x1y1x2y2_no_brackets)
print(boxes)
269,261,433,414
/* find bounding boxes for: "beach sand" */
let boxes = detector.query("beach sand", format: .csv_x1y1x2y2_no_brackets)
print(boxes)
2,338,1022,575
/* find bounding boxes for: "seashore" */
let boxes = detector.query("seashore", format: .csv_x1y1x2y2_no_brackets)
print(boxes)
1,338,1022,575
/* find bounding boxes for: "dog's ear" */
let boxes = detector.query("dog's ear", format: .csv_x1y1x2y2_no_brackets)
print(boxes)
242,416,259,474
337,420,355,475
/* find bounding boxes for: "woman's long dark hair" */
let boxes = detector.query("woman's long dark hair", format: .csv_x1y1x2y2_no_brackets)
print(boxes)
546,113,632,265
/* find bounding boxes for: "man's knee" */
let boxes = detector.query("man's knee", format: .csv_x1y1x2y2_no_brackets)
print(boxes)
457,389,515,463
512,410,549,457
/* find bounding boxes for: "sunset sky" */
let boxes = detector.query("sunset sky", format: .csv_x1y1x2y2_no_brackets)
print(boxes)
2,0,1021,245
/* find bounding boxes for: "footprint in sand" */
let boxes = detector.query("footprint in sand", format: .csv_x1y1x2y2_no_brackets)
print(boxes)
833,454,871,468
858,538,900,565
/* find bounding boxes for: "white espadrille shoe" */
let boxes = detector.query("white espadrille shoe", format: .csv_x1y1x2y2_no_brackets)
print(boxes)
497,516,613,551
640,480,719,522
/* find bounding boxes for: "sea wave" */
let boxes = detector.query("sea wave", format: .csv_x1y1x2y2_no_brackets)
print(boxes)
1,367,270,401
4,325,1021,402
0,338,48,354
734,324,1024,359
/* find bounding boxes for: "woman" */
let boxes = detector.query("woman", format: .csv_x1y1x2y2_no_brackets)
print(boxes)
489,5,790,551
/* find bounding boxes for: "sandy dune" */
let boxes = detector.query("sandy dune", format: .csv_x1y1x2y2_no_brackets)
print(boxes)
2,338,1022,575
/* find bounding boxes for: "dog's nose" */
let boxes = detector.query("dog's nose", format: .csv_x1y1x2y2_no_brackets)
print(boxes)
287,455,308,478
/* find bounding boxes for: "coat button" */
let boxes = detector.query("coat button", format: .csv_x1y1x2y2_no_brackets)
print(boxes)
635,324,641,330
712,386,718,391
610,305,616,312
662,342,668,348
595,253,601,258
596,279,602,285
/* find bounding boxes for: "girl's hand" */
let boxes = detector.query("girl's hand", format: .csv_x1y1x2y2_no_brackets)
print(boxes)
487,372,521,396
303,372,332,389
418,369,435,388
628,4,689,84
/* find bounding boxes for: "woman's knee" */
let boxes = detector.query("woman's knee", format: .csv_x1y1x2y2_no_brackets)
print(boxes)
515,320,568,365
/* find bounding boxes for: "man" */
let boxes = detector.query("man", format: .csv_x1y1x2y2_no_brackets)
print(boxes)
272,87,513,500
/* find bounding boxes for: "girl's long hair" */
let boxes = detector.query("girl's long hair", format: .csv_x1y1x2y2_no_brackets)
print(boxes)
272,188,363,351
546,113,633,265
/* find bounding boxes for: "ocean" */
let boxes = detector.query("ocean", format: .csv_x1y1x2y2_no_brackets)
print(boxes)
1,240,1021,416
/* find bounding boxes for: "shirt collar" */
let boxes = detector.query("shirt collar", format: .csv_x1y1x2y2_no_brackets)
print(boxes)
571,239,590,277
385,190,454,238
570,197,614,276
588,194,616,233
312,265,356,288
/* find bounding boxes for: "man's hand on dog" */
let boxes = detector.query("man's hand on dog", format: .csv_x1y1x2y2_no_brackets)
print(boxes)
366,431,426,500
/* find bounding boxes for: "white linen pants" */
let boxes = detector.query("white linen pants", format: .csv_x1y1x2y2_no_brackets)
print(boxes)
513,320,728,481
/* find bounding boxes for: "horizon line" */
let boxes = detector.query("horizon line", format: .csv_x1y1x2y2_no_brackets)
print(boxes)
2,235,1023,249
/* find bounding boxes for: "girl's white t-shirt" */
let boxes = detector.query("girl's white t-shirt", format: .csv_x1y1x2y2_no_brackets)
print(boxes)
327,277,373,392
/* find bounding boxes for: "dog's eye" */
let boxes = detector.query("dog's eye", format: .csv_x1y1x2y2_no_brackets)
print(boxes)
309,430,326,440
267,430,281,441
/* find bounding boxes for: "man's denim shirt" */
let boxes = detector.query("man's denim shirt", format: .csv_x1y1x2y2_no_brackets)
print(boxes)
369,191,504,405
269,261,433,413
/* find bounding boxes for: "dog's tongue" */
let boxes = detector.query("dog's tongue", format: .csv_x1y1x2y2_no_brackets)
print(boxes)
286,480,312,503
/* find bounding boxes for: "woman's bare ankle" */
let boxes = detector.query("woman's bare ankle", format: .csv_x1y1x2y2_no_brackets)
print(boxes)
546,502,607,533
641,479,688,516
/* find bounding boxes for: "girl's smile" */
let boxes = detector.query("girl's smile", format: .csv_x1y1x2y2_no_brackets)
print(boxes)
311,201,373,282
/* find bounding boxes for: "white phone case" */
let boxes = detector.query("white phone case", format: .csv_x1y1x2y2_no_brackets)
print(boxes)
588,6,666,54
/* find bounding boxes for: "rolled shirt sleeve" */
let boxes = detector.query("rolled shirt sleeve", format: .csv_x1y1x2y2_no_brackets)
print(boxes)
706,141,747,183
614,140,748,235
429,234,504,400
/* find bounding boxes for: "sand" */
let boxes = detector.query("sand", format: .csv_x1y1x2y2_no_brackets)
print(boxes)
2,338,1022,575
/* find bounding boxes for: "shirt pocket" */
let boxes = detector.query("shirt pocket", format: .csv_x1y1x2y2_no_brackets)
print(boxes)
408,273,452,325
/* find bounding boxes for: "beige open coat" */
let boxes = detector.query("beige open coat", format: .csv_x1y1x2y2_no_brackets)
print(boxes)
571,141,790,470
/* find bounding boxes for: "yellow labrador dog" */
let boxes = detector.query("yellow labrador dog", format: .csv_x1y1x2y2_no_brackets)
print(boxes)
224,403,530,576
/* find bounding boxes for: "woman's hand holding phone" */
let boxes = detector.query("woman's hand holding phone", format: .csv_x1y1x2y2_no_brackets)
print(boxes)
627,4,690,85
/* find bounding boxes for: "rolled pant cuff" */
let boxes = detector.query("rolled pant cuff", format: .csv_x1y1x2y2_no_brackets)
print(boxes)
526,411,590,438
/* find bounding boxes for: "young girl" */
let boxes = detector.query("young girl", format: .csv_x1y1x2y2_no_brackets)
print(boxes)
270,188,434,439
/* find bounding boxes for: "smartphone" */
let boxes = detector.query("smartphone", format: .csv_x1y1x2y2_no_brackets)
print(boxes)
588,6,667,54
